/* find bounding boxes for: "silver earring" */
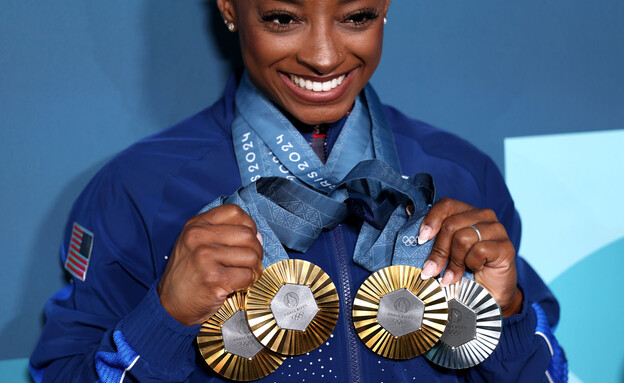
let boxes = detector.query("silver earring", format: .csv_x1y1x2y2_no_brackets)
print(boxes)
383,17,387,25
224,19,236,32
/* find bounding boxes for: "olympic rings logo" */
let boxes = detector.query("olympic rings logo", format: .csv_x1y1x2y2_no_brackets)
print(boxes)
402,236,418,247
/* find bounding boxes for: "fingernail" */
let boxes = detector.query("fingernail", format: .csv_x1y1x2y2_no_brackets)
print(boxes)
256,232,263,245
440,270,454,287
417,225,432,245
421,261,436,280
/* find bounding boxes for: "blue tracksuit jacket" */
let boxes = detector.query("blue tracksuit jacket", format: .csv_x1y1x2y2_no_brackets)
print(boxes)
30,75,566,382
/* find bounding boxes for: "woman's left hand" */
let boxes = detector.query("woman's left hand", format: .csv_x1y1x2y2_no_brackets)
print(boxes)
418,198,523,317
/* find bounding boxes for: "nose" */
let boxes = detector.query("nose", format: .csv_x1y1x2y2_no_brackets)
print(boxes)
297,24,345,75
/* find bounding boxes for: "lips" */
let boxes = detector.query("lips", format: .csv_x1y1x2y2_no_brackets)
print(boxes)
279,70,356,104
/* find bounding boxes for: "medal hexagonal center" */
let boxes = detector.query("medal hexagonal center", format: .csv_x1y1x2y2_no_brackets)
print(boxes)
270,283,319,331
221,310,264,360
440,298,477,348
377,288,424,337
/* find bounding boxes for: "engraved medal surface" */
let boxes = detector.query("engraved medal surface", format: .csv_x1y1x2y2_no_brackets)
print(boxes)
425,278,503,369
197,292,285,381
246,259,339,356
221,310,264,360
377,288,425,337
352,265,449,359
270,283,319,331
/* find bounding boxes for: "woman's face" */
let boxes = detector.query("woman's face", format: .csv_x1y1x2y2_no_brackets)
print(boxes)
220,0,390,125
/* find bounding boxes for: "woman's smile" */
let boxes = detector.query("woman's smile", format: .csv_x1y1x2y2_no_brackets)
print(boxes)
279,69,356,104
288,73,346,92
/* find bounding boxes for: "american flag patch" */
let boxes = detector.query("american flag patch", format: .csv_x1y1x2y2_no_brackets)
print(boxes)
64,222,94,281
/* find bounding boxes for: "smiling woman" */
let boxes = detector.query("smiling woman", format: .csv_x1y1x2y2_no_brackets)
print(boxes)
29,1,566,382
222,0,389,124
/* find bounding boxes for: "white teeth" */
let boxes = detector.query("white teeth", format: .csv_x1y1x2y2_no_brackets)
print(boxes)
289,74,347,92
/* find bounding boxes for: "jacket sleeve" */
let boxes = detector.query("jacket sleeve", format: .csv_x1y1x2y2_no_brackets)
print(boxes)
29,162,201,383
467,158,568,383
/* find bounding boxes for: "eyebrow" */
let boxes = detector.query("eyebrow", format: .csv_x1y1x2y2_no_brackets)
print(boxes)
270,0,363,5
271,0,303,4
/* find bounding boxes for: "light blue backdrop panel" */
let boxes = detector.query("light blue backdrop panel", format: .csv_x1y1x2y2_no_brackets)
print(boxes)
1,0,623,381
506,130,624,383
505,130,624,284
551,238,624,383
0,359,30,383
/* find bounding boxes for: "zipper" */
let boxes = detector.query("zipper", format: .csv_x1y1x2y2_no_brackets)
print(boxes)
331,224,361,383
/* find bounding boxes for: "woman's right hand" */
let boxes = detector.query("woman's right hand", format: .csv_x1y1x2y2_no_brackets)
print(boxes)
157,205,264,326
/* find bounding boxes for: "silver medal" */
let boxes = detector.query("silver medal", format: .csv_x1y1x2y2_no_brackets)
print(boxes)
425,278,503,369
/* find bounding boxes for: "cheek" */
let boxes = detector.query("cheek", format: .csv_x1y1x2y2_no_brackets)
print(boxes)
240,29,289,69
351,32,384,66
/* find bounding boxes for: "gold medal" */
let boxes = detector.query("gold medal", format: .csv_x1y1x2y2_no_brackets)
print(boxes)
197,292,285,381
352,265,449,359
425,278,502,369
245,259,340,356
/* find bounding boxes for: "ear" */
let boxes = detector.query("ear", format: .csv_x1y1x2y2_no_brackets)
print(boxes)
216,0,237,23
383,0,391,18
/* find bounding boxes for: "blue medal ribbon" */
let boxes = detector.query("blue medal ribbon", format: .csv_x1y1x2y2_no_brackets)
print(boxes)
202,72,472,279
232,73,400,192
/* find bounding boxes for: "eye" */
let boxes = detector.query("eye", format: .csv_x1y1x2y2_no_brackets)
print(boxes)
260,10,300,31
343,8,379,28
269,14,295,25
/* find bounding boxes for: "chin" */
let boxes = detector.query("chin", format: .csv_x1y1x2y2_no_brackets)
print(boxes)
280,97,356,125
292,109,346,125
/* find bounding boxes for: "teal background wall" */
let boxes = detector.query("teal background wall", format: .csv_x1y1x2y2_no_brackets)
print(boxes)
1,1,622,381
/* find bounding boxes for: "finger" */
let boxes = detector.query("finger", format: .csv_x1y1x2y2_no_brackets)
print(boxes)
465,239,515,272
218,266,258,293
182,223,263,261
421,209,497,279
449,222,506,265
464,241,490,273
195,247,261,293
200,204,264,250
211,245,264,277
465,239,517,310
209,224,264,257
440,226,478,286
417,198,474,245
440,222,500,286
194,204,259,233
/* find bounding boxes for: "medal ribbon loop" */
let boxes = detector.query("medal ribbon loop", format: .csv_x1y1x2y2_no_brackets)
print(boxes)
203,72,472,279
